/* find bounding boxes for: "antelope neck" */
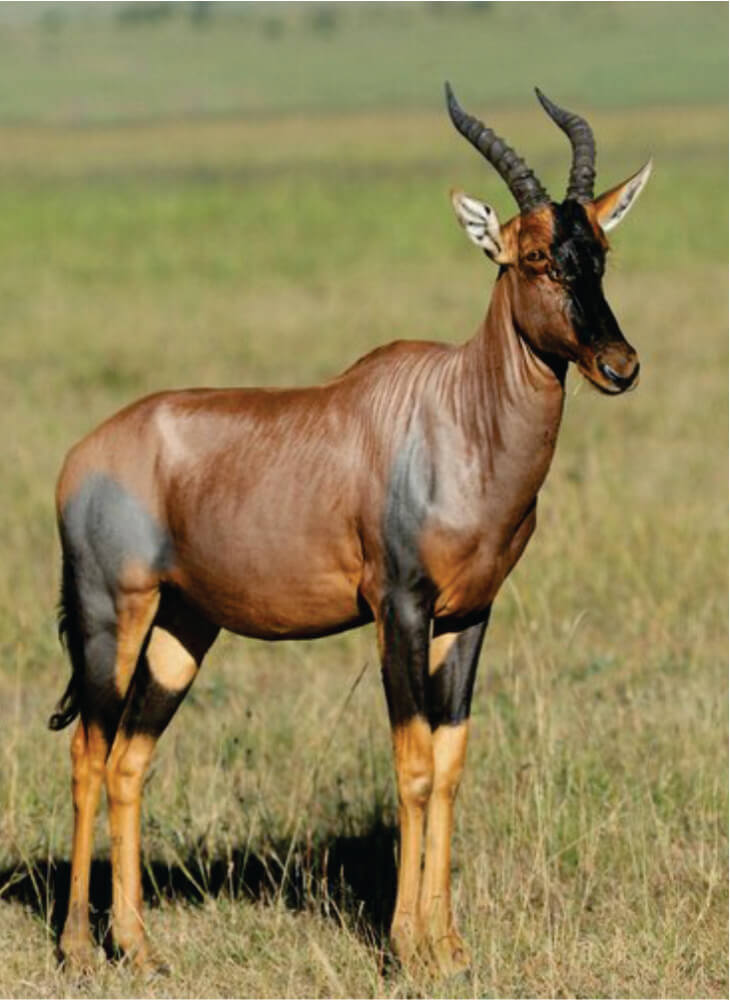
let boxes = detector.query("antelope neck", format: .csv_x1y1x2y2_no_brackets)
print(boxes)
455,273,566,455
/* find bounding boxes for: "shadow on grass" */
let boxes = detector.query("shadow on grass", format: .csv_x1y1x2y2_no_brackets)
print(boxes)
0,819,397,953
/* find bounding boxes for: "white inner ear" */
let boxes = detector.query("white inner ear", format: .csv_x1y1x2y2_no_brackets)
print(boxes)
451,191,503,258
600,159,652,233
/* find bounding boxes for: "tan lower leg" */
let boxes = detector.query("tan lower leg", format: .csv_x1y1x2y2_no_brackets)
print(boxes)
106,624,198,963
60,721,107,966
390,716,434,958
420,722,470,970
106,732,156,959
60,586,159,967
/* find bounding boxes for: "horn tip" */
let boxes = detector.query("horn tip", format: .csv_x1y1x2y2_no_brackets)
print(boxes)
444,80,461,121
640,156,654,183
534,86,551,111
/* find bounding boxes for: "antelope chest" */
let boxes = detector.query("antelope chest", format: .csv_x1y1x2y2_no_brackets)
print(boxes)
381,418,550,620
423,499,538,620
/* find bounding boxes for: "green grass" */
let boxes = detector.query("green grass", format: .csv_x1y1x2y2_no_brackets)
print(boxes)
0,2,725,123
0,4,727,997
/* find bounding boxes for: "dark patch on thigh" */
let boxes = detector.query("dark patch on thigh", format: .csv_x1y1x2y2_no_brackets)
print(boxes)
120,667,189,739
61,473,174,592
59,474,175,743
119,588,217,738
79,630,125,743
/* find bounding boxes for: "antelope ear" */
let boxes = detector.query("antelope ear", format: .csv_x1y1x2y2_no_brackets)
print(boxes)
593,159,652,233
450,190,513,264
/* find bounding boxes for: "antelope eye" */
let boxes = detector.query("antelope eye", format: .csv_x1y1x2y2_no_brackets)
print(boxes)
524,249,547,263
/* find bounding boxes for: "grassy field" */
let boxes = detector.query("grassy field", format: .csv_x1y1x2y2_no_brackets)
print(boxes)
0,4,727,998
0,2,725,121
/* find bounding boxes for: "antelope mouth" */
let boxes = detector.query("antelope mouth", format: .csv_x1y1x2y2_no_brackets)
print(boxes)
579,359,640,395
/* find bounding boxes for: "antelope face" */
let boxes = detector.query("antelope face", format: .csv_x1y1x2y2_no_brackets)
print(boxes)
506,196,644,394
446,83,651,395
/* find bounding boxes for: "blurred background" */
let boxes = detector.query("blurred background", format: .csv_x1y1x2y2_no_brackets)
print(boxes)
0,4,726,998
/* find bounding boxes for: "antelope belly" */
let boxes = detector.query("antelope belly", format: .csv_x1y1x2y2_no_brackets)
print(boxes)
167,518,365,639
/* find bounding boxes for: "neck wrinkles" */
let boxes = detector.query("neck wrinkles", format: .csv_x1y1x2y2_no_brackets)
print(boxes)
454,272,566,463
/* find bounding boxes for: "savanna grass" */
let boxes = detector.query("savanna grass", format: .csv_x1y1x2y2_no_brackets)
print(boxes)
0,7,726,998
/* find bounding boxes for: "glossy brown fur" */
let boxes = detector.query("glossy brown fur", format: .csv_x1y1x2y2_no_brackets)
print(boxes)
53,146,646,974
57,292,563,638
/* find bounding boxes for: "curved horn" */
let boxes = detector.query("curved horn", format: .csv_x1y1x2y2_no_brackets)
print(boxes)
445,81,549,214
535,87,596,203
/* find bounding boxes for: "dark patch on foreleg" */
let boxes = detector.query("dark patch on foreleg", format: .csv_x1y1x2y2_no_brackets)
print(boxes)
418,615,490,973
377,587,434,969
427,610,490,729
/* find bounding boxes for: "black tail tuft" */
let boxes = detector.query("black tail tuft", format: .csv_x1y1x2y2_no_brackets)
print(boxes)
49,556,83,731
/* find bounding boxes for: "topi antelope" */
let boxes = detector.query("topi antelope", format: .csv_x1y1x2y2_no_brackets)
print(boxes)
51,84,650,976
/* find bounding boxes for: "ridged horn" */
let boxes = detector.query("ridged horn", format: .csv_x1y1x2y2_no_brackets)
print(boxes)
445,81,549,214
535,87,596,203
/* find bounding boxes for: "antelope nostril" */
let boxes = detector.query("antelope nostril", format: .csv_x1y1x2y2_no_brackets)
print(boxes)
599,361,621,382
598,359,639,390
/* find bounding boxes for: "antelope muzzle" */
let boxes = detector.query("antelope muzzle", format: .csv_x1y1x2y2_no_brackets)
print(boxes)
580,336,640,395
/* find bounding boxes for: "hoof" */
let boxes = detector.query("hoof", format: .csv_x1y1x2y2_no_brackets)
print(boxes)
429,930,471,977
59,936,101,977
116,938,171,979
390,925,440,979
139,950,171,980
390,919,426,970
391,916,472,979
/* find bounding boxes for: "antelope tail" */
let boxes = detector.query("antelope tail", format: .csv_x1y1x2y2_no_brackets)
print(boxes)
49,555,83,731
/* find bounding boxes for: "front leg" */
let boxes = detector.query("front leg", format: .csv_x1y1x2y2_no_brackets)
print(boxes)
377,588,433,968
420,615,489,975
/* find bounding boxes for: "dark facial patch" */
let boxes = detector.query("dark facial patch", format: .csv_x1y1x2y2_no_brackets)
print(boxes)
550,201,623,351
551,200,604,287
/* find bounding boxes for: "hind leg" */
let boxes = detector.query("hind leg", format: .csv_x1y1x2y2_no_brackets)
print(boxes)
60,718,108,970
60,587,160,971
105,593,218,969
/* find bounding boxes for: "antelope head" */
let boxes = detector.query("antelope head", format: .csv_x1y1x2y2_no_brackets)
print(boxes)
447,83,651,394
